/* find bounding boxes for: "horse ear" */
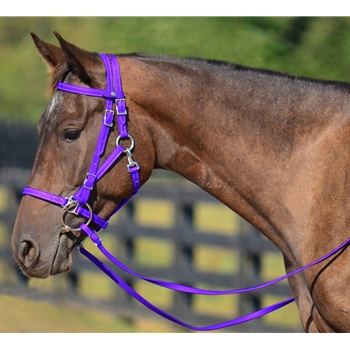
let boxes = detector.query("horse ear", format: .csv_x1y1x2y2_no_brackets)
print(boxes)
31,32,63,71
53,31,98,85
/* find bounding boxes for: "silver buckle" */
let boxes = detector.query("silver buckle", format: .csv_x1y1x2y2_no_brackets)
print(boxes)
83,172,96,191
104,109,114,127
116,98,127,115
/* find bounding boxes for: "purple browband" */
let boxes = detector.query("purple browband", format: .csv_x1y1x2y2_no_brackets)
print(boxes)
21,53,350,331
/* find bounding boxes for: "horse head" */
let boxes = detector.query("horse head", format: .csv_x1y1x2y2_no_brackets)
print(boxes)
11,32,155,278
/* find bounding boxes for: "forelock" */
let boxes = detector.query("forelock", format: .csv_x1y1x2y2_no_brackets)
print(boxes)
48,61,70,95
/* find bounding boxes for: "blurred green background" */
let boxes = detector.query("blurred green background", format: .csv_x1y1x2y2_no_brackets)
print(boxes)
2,17,350,123
1,17,350,333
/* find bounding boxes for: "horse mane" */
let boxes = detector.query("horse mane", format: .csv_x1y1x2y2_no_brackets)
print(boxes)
123,53,350,92
48,52,350,96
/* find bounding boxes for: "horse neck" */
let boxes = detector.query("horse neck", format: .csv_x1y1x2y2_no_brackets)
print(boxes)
120,55,350,256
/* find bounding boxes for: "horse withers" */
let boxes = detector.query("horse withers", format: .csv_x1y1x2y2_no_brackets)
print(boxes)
12,32,350,332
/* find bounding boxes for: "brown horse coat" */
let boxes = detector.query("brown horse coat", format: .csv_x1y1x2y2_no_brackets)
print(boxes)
12,32,350,332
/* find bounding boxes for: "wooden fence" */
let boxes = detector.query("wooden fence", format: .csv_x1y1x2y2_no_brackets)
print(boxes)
0,122,302,332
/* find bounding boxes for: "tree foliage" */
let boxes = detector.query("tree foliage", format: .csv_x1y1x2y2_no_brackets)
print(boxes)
1,17,350,123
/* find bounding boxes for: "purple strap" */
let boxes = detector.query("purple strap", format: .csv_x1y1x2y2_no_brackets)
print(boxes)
78,222,350,330
56,54,124,100
109,55,128,138
60,53,124,206
80,223,350,294
22,187,109,229
22,187,68,207
79,244,294,331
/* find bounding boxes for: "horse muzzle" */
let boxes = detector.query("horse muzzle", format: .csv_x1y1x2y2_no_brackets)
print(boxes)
12,232,73,278
11,197,76,278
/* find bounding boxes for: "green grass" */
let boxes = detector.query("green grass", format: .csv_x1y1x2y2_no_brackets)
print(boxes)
0,294,176,333
0,294,132,333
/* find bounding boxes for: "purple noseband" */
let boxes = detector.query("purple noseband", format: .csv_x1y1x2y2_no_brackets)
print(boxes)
22,53,350,331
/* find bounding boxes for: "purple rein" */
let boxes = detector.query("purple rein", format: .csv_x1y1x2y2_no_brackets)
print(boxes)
21,53,350,331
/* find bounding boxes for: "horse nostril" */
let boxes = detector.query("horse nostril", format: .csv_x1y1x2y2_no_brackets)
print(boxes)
19,241,38,267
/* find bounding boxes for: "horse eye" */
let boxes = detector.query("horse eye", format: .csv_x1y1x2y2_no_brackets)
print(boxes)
63,129,81,142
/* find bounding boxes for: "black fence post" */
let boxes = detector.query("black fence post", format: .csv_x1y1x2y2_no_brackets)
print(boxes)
237,222,263,325
171,202,194,323
115,201,136,325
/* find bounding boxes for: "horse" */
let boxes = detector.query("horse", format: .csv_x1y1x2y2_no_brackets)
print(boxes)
11,31,350,333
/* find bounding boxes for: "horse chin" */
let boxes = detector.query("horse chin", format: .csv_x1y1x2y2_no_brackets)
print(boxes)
49,234,74,276
50,252,73,276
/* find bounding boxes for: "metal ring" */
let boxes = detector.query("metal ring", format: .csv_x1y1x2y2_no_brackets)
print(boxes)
116,134,135,152
60,201,93,233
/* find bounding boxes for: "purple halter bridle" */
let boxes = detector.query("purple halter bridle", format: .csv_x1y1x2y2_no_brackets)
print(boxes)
22,53,350,331
23,54,140,233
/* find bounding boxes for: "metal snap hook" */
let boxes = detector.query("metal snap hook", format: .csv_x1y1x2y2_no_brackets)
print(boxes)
124,148,139,169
